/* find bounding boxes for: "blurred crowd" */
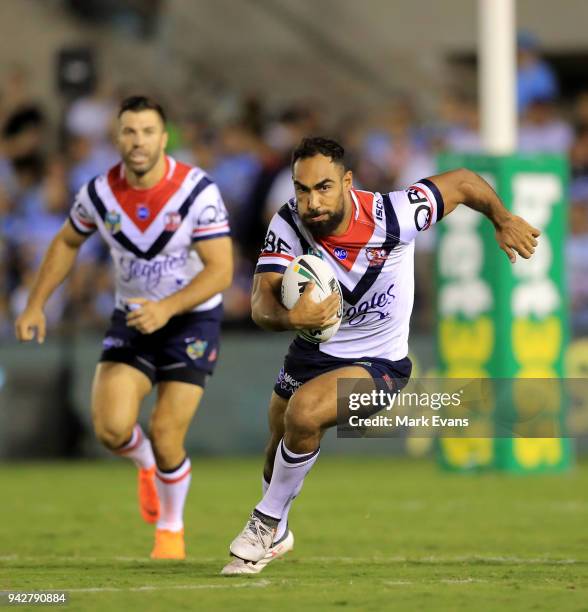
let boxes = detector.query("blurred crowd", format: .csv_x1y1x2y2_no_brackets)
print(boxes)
2,33,588,340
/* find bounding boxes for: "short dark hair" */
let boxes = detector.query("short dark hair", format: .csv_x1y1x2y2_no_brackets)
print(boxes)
291,136,346,170
118,95,166,123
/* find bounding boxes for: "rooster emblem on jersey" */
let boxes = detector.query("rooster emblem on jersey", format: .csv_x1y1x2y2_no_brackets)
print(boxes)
165,212,182,231
365,247,389,267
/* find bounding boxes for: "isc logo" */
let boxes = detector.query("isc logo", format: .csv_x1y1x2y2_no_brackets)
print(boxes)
375,199,384,220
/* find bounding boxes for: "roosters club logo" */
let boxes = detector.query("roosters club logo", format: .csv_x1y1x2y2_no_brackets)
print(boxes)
164,212,181,231
365,247,389,267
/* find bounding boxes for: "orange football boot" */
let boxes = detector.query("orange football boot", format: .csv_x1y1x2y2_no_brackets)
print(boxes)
150,529,186,560
138,466,160,524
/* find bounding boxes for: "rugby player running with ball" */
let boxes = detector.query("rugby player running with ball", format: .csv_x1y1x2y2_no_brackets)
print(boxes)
221,136,539,574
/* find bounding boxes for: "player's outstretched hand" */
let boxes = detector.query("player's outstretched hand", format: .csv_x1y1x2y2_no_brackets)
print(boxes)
288,282,340,331
495,215,541,263
15,307,46,344
126,298,173,334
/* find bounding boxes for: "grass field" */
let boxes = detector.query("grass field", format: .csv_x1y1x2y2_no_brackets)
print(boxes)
1,457,587,611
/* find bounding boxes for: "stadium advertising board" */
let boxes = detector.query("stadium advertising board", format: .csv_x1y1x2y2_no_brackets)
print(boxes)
435,154,571,472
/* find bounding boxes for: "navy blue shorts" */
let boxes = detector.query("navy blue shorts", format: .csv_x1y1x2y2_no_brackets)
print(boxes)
100,305,223,387
274,336,412,400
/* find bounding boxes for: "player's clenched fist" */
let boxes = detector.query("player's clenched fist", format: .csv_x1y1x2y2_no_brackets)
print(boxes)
125,298,173,334
495,214,541,263
15,307,47,344
288,282,340,331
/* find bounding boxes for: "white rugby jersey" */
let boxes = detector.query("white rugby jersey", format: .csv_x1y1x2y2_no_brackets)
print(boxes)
69,156,230,312
256,180,444,361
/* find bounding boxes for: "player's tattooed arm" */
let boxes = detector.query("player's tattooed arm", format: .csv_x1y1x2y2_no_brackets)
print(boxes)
251,272,339,332
427,168,541,263
15,220,88,343
251,273,291,331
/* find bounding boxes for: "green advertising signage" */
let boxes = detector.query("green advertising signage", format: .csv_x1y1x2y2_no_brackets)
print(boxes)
435,153,571,472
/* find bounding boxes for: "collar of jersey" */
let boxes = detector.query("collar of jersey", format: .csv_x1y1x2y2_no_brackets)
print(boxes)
118,155,175,195
321,188,362,245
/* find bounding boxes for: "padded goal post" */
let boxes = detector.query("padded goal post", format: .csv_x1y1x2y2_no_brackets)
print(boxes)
435,153,572,472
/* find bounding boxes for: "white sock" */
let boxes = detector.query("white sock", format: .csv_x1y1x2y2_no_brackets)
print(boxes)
256,439,319,520
155,457,192,532
114,424,155,470
262,475,302,541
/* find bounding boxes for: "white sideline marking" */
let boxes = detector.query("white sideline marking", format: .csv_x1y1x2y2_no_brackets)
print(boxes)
440,578,488,584
0,554,580,565
66,580,271,593
385,578,488,586
306,555,579,565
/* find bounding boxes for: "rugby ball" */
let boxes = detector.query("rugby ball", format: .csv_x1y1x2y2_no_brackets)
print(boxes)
281,255,343,343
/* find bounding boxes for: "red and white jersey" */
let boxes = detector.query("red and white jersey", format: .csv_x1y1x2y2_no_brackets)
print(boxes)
69,156,230,312
256,180,444,361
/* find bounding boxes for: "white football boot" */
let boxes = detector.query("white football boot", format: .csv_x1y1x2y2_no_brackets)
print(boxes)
228,512,277,562
221,530,294,575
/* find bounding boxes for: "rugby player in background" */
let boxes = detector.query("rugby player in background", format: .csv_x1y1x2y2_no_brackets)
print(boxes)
15,96,232,560
221,137,539,574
